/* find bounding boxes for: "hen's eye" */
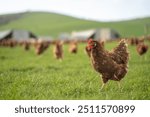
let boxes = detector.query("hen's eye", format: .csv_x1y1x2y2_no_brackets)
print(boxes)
94,43,97,47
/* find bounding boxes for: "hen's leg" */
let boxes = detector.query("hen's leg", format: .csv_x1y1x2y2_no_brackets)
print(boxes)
100,77,108,91
100,83,105,90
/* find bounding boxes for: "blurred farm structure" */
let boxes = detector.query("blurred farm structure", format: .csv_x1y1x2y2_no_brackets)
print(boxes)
0,29,37,41
71,28,120,41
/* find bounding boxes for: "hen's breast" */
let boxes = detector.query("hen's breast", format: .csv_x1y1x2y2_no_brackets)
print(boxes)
91,50,117,75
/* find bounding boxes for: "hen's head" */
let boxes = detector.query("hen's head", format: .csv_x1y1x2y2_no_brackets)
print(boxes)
87,39,102,50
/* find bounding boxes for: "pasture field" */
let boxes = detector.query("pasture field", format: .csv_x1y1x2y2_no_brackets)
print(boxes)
0,41,150,100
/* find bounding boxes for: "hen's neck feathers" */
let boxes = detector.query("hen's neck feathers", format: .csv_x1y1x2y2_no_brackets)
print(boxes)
91,42,104,53
90,42,106,60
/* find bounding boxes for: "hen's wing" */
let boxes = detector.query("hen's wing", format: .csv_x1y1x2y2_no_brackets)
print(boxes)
109,39,129,65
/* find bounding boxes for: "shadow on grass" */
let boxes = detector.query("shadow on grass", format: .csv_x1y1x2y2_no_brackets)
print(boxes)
9,67,35,72
5,66,62,73
46,66,61,71
0,56,12,60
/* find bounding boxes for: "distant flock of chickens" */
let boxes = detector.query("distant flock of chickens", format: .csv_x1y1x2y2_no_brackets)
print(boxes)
0,39,79,60
0,36,150,90
129,37,149,55
0,36,149,57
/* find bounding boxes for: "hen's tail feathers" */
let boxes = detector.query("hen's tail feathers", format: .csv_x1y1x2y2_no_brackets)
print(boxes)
113,39,129,65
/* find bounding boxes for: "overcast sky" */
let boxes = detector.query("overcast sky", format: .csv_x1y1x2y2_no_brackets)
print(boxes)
0,0,150,21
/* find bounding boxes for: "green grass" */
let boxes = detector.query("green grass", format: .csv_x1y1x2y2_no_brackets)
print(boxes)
0,41,150,100
0,12,150,37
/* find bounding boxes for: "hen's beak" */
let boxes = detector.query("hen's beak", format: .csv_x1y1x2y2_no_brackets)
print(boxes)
86,45,91,50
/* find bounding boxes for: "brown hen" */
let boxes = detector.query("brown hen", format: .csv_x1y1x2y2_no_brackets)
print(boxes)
34,41,49,55
53,41,63,60
136,43,148,55
86,39,129,90
69,41,78,54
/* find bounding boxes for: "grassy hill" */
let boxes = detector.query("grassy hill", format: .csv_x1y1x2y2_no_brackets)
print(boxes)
0,12,25,25
0,12,150,38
